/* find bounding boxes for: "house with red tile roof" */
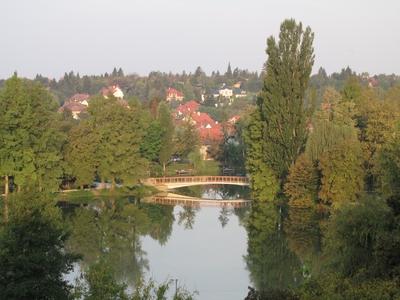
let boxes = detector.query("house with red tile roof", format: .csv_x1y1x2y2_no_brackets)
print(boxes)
59,102,87,119
176,100,200,118
174,100,223,144
166,87,184,102
101,85,124,99
68,93,90,106
58,93,91,119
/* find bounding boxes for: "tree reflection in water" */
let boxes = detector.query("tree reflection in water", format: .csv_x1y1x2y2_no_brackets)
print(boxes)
218,206,232,227
245,201,303,293
64,198,174,284
178,205,199,230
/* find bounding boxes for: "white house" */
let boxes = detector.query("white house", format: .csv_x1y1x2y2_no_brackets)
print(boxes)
101,85,124,99
219,88,233,98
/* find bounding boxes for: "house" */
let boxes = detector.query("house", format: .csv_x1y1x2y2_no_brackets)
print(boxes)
233,88,247,98
175,100,200,118
219,87,233,98
59,93,91,119
166,87,184,102
368,76,379,88
101,85,124,99
190,111,223,144
174,103,223,145
68,93,90,106
59,102,87,119
233,82,242,89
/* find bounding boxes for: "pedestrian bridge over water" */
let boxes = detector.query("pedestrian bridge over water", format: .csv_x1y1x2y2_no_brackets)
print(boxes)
143,176,249,190
144,192,251,208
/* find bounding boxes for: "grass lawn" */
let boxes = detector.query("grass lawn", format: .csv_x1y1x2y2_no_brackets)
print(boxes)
57,185,156,203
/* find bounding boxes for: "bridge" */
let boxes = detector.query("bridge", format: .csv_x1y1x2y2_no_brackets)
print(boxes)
143,176,249,190
143,192,251,208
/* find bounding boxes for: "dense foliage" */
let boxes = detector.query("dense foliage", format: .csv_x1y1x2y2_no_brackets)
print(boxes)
0,193,79,300
244,19,400,300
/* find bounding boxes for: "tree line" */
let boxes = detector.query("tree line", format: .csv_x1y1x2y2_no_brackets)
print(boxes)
0,76,201,218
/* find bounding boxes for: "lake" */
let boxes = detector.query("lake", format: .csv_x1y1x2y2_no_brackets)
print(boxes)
63,185,252,299
63,185,309,299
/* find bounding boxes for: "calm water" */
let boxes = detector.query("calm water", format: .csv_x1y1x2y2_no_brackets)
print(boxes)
142,205,250,299
63,186,252,299
64,185,312,299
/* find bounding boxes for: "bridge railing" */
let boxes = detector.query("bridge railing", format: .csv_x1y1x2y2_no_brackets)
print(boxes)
146,176,249,185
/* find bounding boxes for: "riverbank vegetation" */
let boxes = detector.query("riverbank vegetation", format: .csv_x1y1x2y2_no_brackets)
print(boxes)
0,75,203,200
244,19,400,299
1,14,400,299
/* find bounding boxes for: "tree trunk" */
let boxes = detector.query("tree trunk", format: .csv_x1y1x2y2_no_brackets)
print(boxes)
111,178,115,191
163,163,166,176
3,176,9,223
4,175,9,196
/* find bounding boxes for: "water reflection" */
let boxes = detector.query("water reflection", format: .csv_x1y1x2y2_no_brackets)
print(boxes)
62,195,251,299
175,185,251,200
61,186,321,299
65,198,174,284
177,206,199,230
245,201,303,292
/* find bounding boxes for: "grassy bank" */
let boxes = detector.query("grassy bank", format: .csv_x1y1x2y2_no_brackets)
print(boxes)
57,185,158,203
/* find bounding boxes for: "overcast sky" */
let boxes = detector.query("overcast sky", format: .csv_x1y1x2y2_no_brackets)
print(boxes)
0,0,399,79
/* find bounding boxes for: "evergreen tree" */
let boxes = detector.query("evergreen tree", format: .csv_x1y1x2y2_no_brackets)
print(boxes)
112,67,118,77
117,67,124,77
225,62,233,79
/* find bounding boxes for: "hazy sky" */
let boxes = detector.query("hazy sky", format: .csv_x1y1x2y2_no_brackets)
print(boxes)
1,0,399,79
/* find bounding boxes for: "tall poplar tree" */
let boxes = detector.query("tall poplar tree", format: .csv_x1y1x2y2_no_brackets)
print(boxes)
247,19,314,192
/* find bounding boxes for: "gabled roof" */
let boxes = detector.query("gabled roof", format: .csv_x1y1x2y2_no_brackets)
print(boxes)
176,100,200,115
101,85,123,98
198,123,223,143
191,111,215,127
166,87,183,97
68,93,90,103
60,102,87,113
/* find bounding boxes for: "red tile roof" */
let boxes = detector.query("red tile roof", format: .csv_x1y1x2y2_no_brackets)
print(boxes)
190,112,223,143
198,123,223,143
166,87,183,98
68,93,90,103
191,111,215,127
60,102,87,113
176,100,200,116
101,85,120,97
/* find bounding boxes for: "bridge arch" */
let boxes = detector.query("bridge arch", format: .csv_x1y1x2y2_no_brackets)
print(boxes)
143,176,249,190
